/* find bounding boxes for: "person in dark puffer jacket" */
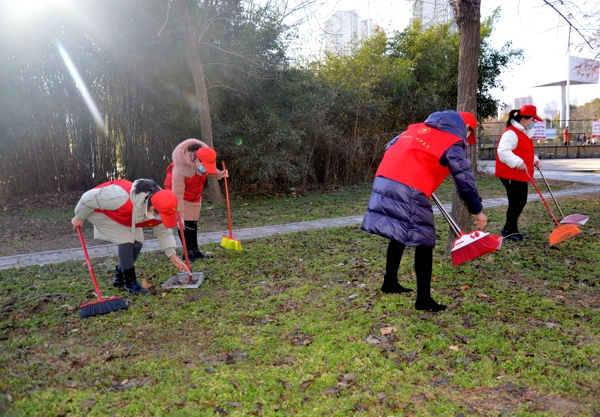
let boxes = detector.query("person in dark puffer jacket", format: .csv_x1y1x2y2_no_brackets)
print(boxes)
361,110,487,312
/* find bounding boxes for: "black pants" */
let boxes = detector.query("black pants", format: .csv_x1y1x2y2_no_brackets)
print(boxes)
178,220,198,251
117,241,143,271
386,240,433,299
500,177,528,234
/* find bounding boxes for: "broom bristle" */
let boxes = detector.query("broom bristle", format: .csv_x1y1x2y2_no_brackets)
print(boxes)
549,225,581,246
221,236,242,251
451,232,503,266
80,296,128,319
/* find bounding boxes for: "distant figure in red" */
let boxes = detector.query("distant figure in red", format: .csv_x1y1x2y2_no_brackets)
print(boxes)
563,127,571,146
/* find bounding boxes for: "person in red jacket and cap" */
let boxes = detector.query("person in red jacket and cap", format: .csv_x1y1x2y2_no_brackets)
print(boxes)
71,179,188,294
362,110,487,312
495,104,543,242
165,139,228,262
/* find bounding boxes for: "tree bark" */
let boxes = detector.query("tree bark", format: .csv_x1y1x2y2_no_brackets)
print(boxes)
448,0,481,253
177,0,224,204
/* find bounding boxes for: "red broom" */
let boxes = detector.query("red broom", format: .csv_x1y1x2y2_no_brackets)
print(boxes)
77,227,128,318
177,213,194,283
431,193,503,266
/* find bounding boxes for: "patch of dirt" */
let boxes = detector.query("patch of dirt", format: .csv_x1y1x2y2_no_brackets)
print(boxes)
0,191,139,257
442,385,585,416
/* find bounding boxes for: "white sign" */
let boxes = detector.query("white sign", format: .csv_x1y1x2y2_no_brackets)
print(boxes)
532,121,546,139
570,56,600,84
592,119,600,138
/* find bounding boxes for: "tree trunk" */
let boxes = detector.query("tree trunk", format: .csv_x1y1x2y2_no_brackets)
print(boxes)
177,0,224,204
448,0,481,253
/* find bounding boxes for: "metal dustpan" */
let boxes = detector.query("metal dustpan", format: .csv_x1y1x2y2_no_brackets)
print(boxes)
162,213,205,289
162,272,204,289
560,214,589,226
537,167,589,226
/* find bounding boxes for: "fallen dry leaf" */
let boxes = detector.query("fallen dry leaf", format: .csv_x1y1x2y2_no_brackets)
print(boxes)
323,387,340,395
380,326,397,336
299,379,314,393
141,279,153,290
460,285,469,291
476,293,488,298
82,398,96,410
448,345,459,351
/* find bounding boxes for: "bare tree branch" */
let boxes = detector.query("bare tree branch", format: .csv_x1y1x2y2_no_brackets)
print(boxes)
542,0,593,49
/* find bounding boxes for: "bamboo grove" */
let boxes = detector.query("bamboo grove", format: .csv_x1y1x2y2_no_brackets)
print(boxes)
0,1,522,201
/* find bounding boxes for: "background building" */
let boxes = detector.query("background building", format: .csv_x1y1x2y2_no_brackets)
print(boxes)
514,96,533,109
324,10,375,54
411,0,453,25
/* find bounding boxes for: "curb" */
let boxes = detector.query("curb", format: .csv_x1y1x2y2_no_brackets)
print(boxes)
2,186,600,270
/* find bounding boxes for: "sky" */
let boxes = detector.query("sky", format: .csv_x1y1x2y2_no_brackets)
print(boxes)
287,0,600,112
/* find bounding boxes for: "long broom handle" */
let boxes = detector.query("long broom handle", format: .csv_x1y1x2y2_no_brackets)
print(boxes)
536,166,566,219
77,227,103,301
222,161,233,238
431,193,461,237
177,213,193,281
526,172,561,227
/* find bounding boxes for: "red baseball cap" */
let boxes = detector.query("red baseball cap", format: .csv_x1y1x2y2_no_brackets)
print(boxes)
519,104,543,122
458,111,477,145
150,190,178,228
196,147,217,175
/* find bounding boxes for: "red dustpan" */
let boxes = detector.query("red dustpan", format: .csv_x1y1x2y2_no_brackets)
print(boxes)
537,167,589,226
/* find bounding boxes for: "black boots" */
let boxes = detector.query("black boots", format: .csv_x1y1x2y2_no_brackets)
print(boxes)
186,248,207,262
186,250,197,263
501,229,526,242
113,266,125,288
192,248,207,259
415,297,447,312
122,266,149,295
415,246,446,312
415,272,446,312
381,274,413,294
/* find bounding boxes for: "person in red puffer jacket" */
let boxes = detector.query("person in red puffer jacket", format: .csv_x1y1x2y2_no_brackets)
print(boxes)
165,139,228,261
495,104,542,242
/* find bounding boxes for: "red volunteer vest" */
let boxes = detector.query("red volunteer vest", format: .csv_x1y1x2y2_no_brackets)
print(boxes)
376,123,463,197
93,179,162,228
164,163,206,203
494,126,534,182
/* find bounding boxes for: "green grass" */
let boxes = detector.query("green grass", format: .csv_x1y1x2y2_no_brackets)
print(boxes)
1,190,599,416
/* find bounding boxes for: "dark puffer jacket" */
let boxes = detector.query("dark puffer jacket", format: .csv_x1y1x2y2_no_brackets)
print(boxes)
361,111,483,247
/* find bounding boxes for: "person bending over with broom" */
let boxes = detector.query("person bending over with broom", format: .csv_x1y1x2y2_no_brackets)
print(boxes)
362,110,487,312
164,139,228,262
71,179,189,295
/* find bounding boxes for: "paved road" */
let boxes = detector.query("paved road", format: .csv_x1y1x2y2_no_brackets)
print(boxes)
2,160,600,270
479,158,600,184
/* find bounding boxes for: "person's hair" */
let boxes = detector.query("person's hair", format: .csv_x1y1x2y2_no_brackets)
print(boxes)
506,109,533,127
187,143,202,153
132,179,162,208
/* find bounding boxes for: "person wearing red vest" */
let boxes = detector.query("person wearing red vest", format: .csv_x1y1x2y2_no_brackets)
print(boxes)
71,179,188,294
495,104,542,242
362,111,487,312
165,139,228,262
